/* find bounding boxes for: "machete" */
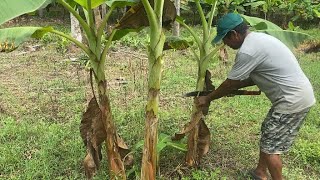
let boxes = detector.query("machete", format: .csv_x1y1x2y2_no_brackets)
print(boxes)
184,90,261,97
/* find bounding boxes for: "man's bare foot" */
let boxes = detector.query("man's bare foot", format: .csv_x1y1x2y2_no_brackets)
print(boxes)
250,169,268,180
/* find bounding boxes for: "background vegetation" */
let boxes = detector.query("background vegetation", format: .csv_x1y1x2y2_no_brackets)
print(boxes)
0,2,319,180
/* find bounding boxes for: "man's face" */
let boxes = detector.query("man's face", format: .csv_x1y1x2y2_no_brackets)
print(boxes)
222,30,242,49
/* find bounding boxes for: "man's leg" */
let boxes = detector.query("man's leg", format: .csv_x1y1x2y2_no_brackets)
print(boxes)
258,108,310,180
264,152,282,180
253,150,268,179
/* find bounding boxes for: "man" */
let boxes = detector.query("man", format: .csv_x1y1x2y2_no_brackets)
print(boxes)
196,13,316,180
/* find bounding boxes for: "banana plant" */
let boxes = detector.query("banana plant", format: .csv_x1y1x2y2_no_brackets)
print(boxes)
114,0,202,177
113,0,177,178
172,0,222,167
0,0,139,179
135,0,175,179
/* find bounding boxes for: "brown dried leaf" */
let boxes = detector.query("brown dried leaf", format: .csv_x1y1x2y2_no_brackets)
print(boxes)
117,134,134,166
197,119,210,159
80,98,105,178
181,71,213,166
83,153,97,180
205,70,215,91
116,0,176,30
115,2,148,29
162,0,177,29
80,97,133,178
172,110,203,141
171,133,185,141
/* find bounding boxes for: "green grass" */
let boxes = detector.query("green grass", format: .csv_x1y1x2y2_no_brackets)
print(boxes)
0,19,319,179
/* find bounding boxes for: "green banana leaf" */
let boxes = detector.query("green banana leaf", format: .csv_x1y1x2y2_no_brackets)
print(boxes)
157,133,187,153
111,28,143,41
134,133,187,153
65,0,79,8
243,1,265,8
0,0,53,25
314,9,320,18
73,0,138,9
105,0,139,8
241,14,311,49
163,36,193,50
241,14,282,30
73,0,106,9
0,27,53,52
258,30,311,49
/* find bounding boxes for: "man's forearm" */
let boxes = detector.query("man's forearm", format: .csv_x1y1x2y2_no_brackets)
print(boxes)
237,78,255,89
207,79,237,101
207,78,256,101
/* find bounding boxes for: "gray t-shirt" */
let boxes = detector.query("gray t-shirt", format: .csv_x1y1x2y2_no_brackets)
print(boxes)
228,32,315,114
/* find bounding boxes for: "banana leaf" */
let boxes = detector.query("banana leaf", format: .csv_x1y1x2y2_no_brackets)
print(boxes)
105,0,139,8
241,14,311,49
73,0,138,9
241,14,282,30
0,27,53,52
111,28,144,41
243,1,265,8
258,30,311,49
0,0,53,25
157,133,187,153
73,0,106,9
163,36,193,50
115,0,176,30
134,133,187,152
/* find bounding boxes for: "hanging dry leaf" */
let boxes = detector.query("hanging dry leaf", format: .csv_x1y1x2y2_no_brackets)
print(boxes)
162,0,177,29
197,119,210,159
174,71,214,166
205,70,215,91
116,0,176,30
172,110,203,141
115,2,148,29
80,98,132,179
80,98,104,178
202,70,215,115
172,70,214,140
83,151,97,179
116,134,134,166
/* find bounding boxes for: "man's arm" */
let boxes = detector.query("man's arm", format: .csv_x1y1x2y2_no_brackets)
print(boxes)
207,78,255,101
235,78,255,89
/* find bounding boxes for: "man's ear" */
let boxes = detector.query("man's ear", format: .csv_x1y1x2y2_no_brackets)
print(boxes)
229,30,237,40
233,31,242,41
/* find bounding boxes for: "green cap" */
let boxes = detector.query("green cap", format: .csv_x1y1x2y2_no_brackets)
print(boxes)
213,13,243,44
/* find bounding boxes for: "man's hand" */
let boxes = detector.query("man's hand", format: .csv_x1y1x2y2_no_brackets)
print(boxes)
195,95,211,108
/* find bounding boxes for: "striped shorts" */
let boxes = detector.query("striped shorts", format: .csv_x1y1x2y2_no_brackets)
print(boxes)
260,108,310,154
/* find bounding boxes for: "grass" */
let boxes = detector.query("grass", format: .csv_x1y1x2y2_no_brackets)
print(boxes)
0,15,319,179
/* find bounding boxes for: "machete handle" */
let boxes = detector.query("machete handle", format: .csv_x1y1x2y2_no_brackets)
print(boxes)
184,90,261,97
231,90,261,95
